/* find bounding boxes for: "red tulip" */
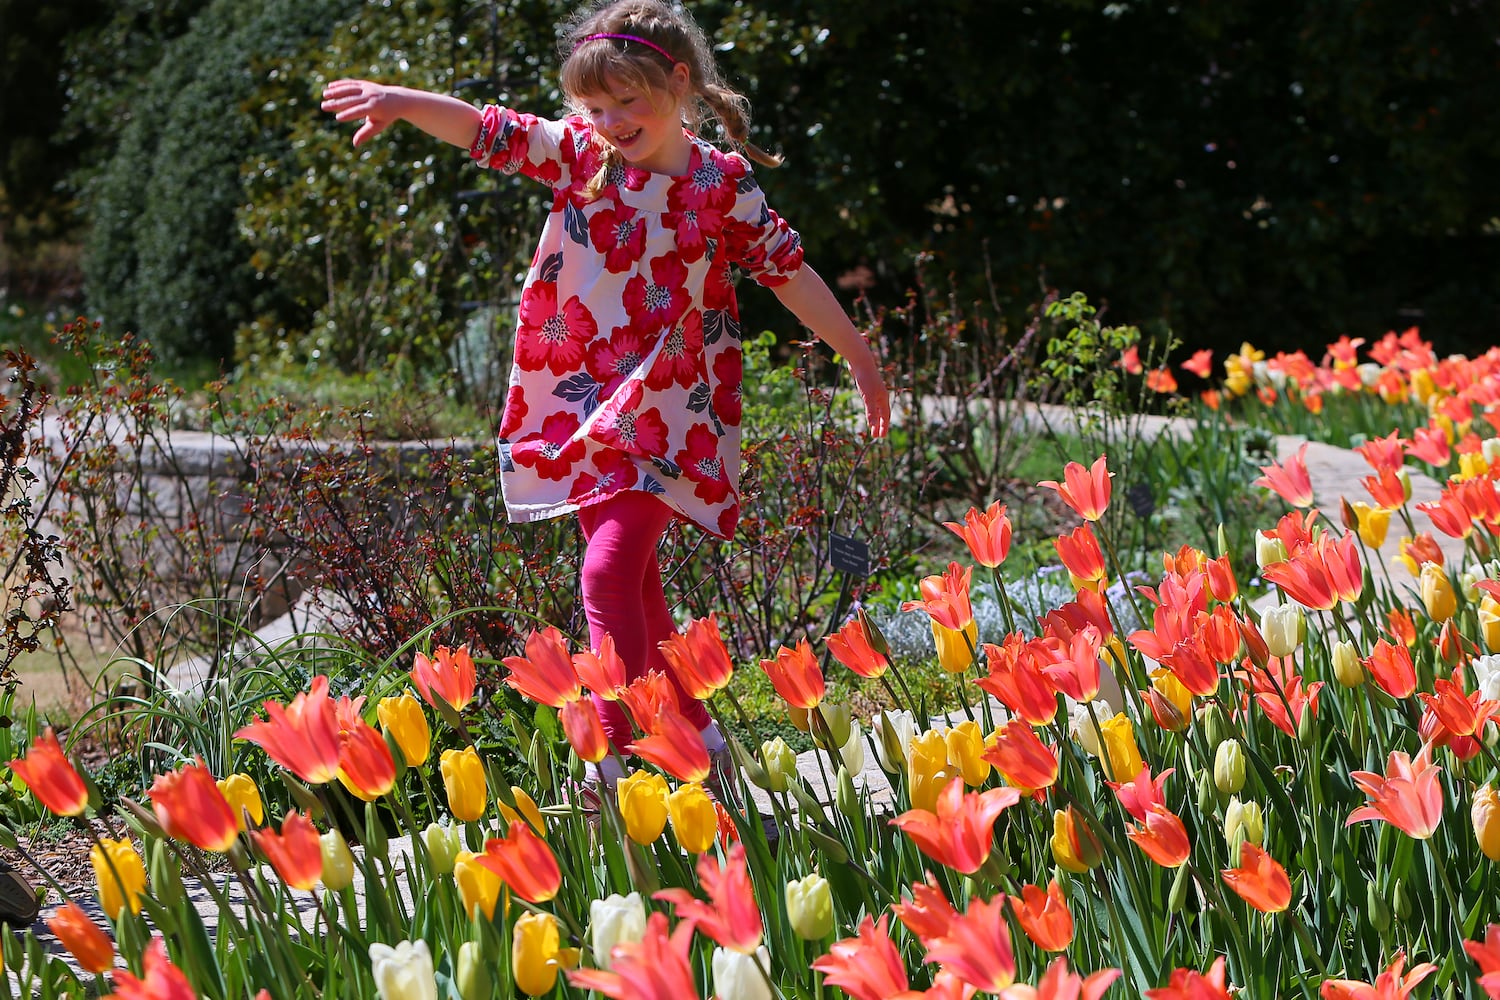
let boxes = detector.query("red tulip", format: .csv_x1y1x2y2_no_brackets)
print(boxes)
627,705,710,782
503,627,581,708
892,873,958,943
410,643,477,711
1221,842,1292,913
923,894,1016,992
573,632,628,700
1464,924,1500,999
149,759,239,853
336,718,397,801
826,615,890,679
654,843,762,954
1054,524,1107,588
569,912,702,999
891,777,1021,874
758,639,825,709
1008,958,1121,1000
1363,639,1418,699
1126,804,1192,868
235,675,344,784
475,820,562,903
1008,880,1074,952
105,938,196,1000
811,915,912,1000
1346,746,1444,840
251,811,323,890
9,727,88,817
47,902,114,974
1254,443,1315,508
1039,455,1113,522
983,719,1058,795
902,563,975,632
658,614,736,700
1319,950,1437,999
1146,957,1232,1000
944,500,1012,568
561,697,609,763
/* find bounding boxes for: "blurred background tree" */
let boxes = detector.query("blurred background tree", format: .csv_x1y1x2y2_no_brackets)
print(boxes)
2,0,1497,377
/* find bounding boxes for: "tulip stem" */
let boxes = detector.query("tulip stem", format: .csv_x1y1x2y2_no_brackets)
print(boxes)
989,566,1018,636
1286,907,1327,975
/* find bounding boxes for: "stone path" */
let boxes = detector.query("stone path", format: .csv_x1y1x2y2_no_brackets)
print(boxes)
7,411,1466,990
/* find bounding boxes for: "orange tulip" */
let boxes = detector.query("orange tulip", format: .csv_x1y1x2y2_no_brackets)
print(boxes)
923,894,1016,993
1008,880,1074,951
759,639,826,709
560,697,609,763
983,719,1058,795
47,902,114,974
106,938,195,1000
569,912,702,999
1182,349,1214,378
1126,804,1192,868
1254,443,1315,508
573,632,628,700
901,563,975,632
1319,950,1437,999
1363,639,1417,699
1039,455,1113,522
1146,957,1232,1000
944,500,1012,568
891,777,1021,875
977,636,1059,726
1220,842,1292,913
657,614,736,700
826,616,890,679
1206,554,1239,603
149,759,239,853
1419,671,1499,740
1054,524,1107,589
410,643,477,711
235,675,344,784
811,915,913,1000
1108,763,1173,823
892,873,959,943
336,718,397,801
1464,924,1500,999
1346,746,1444,840
628,705,710,782
1016,958,1121,1000
1145,367,1178,394
503,627,581,708
617,671,679,733
654,842,763,954
9,727,88,817
251,811,323,890
1040,625,1103,702
1158,635,1221,699
475,820,562,903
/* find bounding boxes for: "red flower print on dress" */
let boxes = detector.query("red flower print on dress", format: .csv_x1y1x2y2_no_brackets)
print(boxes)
511,411,587,482
623,254,691,334
703,263,736,313
645,312,704,391
664,207,724,264
570,449,640,502
499,385,529,438
716,504,739,539
676,423,732,505
587,203,648,273
515,283,596,375
593,386,670,457
712,348,743,426
668,146,740,214
585,323,650,395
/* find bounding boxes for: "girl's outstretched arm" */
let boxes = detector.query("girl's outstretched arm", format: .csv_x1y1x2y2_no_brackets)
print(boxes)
771,266,891,437
321,80,481,149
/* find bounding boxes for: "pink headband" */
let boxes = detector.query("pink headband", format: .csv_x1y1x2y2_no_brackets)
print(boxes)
576,32,677,65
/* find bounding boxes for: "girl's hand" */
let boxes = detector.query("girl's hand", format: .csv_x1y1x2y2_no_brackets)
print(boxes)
321,79,405,147
853,364,891,438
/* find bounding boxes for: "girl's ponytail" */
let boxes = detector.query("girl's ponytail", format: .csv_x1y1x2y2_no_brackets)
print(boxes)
699,82,781,168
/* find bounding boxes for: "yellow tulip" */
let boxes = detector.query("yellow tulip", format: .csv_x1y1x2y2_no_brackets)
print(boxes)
377,691,431,767
1097,713,1144,782
1352,502,1392,549
1481,596,1500,652
943,721,991,787
498,785,545,835
616,770,669,845
931,621,979,673
1214,740,1246,794
90,837,146,919
1051,807,1102,873
907,729,956,813
319,829,355,891
760,737,798,792
785,873,833,940
667,782,718,854
440,747,488,823
1460,451,1490,481
454,851,501,919
1473,785,1500,862
422,821,463,876
1409,367,1437,405
1421,562,1457,622
1332,640,1365,688
513,911,563,996
216,773,264,831
1151,669,1194,719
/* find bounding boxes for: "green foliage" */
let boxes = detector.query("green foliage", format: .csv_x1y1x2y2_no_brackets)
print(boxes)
1039,291,1148,411
75,0,360,368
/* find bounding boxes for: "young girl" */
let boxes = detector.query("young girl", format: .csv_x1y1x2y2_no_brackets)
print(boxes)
322,0,890,787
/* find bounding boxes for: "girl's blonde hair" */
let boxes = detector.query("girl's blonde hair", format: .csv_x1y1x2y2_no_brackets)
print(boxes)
559,0,780,194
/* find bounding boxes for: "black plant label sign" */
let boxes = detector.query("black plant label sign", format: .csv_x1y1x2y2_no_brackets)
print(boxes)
828,531,869,578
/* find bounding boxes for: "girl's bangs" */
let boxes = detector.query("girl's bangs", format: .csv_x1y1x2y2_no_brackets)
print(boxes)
561,43,662,103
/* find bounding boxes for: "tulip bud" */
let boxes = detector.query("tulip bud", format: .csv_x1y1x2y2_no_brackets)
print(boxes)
1297,700,1318,748
590,892,646,971
1473,785,1500,862
857,606,892,657
1393,879,1411,921
814,704,853,750
785,872,834,939
1399,467,1413,502
422,821,463,876
1217,523,1230,559
1421,562,1457,622
713,946,772,1000
369,940,437,1000
1214,740,1246,794
147,837,185,909
1256,533,1289,568
1331,640,1364,687
835,765,860,822
760,738,798,793
455,941,491,1000
1197,768,1218,816
1261,603,1304,659
872,710,916,775
1168,862,1192,913
1237,618,1270,672
320,829,355,891
1366,879,1392,932
1051,807,1104,872
838,723,865,775
1225,797,1264,852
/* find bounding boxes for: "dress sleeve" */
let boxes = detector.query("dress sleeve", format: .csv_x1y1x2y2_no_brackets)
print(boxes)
721,157,805,288
468,105,580,189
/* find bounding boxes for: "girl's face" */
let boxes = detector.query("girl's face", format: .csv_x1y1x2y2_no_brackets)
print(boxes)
578,64,692,174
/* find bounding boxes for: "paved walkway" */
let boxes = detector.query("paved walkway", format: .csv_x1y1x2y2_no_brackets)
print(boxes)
8,411,1466,989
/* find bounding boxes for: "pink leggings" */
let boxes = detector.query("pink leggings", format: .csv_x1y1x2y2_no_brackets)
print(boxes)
579,491,712,749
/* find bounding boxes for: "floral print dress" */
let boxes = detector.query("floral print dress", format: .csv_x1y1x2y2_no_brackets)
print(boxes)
469,106,805,539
